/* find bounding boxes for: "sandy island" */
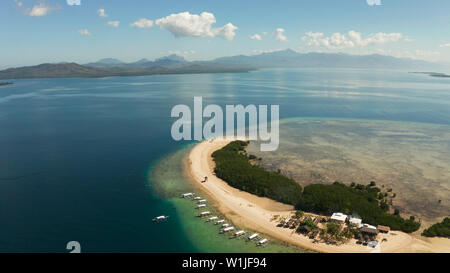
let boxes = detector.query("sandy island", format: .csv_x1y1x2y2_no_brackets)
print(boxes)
187,138,450,253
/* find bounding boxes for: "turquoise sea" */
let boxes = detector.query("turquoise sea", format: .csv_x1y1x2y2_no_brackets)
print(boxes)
0,68,449,252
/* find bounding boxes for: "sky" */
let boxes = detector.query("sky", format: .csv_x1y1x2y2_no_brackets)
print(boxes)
2,0,450,68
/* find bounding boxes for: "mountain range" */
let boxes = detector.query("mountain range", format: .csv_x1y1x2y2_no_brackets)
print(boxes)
0,49,446,80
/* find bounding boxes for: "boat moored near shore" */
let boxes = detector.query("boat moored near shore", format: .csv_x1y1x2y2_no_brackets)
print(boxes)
181,192,194,198
215,220,225,225
233,230,246,237
247,233,259,241
206,216,218,222
198,211,211,217
152,215,169,222
257,238,268,246
220,226,235,234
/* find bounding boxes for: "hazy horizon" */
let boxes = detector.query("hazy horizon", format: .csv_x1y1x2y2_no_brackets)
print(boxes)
3,0,450,68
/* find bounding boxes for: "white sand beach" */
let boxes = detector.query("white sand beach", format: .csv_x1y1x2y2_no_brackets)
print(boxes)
187,138,450,253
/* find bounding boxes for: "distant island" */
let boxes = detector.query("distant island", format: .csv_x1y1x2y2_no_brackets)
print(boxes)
410,72,450,78
0,50,446,80
0,81,13,86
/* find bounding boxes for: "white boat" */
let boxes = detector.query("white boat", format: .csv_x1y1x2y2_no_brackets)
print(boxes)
198,211,211,217
206,216,218,222
152,215,169,222
196,204,207,209
257,238,268,245
193,197,202,200
215,220,225,225
233,230,246,237
220,227,235,233
247,233,259,241
222,223,230,228
197,199,207,204
181,193,194,198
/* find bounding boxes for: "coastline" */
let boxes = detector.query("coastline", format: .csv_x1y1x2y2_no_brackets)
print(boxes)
186,138,450,253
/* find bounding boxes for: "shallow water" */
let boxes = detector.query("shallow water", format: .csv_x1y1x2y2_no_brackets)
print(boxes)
149,144,308,253
247,118,450,222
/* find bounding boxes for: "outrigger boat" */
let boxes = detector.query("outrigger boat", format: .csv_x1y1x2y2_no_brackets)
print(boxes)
193,197,202,200
215,220,225,225
152,215,169,222
221,223,230,228
181,193,194,198
233,230,246,237
220,226,235,234
196,204,207,209
206,216,218,222
257,238,268,246
197,199,207,204
198,211,211,217
247,233,259,241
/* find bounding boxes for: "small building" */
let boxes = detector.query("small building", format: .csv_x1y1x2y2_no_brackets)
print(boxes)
348,215,362,227
377,225,390,233
360,223,379,236
330,212,348,223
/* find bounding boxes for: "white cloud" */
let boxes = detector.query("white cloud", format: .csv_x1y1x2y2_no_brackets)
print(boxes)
155,12,238,40
67,0,81,6
366,0,382,6
276,28,288,42
303,30,403,49
106,21,120,28
166,50,196,58
98,8,107,18
370,48,441,62
78,29,91,36
28,3,55,17
253,48,284,55
130,18,154,28
439,43,450,48
397,49,441,62
250,34,262,40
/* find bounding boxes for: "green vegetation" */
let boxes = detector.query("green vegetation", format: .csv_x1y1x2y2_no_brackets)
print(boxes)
294,210,304,219
326,222,341,236
296,182,421,233
422,217,450,238
212,141,303,205
301,218,318,231
213,140,421,233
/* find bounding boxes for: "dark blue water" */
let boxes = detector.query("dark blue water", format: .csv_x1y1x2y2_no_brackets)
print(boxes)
0,68,449,252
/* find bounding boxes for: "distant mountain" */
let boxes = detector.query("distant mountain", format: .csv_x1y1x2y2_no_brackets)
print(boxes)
0,62,253,80
85,54,187,69
85,58,124,67
97,58,124,64
213,49,443,70
0,49,447,80
0,63,110,79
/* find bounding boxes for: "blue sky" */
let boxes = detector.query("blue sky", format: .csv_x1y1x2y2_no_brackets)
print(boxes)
2,0,450,67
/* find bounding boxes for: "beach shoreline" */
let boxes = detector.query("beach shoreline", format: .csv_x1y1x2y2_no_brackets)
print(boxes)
186,138,450,253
